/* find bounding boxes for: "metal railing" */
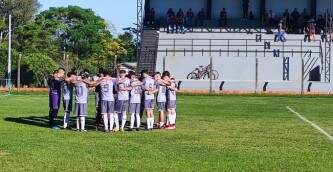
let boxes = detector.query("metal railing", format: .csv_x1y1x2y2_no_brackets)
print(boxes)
155,37,322,58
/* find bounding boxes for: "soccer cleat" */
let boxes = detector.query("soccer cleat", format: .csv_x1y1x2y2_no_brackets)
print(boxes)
166,125,176,130
136,128,140,131
120,128,124,132
113,128,119,132
52,125,60,130
81,129,87,132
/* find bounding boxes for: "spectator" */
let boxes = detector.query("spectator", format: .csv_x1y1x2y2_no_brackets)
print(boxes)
145,8,155,27
186,8,194,29
219,8,227,27
197,8,206,27
317,15,325,33
275,20,287,42
166,8,175,33
283,9,290,26
242,0,249,18
176,9,185,33
263,10,269,26
248,11,254,20
304,20,316,42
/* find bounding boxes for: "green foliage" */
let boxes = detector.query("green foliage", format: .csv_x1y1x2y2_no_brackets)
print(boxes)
23,53,57,85
0,5,136,84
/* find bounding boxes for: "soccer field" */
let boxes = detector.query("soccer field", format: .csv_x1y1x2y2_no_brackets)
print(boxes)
0,94,332,172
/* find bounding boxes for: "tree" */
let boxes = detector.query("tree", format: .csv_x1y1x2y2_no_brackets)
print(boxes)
24,53,57,86
117,32,136,62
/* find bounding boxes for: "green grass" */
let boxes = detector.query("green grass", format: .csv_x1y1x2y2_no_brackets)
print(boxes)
0,94,332,172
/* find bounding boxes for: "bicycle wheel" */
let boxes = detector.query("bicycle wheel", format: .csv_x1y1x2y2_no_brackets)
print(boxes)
187,72,198,80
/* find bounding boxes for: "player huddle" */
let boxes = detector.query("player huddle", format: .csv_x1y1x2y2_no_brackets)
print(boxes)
49,68,178,132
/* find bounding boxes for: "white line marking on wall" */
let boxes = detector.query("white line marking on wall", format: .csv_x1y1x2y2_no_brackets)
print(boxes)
286,106,333,142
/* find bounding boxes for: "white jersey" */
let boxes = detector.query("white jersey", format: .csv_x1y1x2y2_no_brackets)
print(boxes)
75,81,88,104
100,78,116,101
156,82,167,103
168,83,177,101
117,78,130,101
130,83,142,104
143,77,155,100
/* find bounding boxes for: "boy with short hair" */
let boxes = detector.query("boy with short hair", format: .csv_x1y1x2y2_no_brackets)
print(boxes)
116,70,132,132
142,70,157,130
163,71,178,130
73,73,89,132
154,72,170,128
48,68,65,130
100,70,117,132
129,74,143,131
63,71,76,129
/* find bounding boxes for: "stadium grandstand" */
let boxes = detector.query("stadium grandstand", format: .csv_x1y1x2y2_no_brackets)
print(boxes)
136,0,333,93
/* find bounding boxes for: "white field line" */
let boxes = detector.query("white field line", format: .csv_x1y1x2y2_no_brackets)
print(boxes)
286,106,333,142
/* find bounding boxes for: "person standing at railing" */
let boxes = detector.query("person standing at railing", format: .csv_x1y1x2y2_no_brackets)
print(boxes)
166,8,175,33
274,21,287,42
219,8,227,27
197,8,206,27
242,0,249,18
186,8,194,30
176,9,185,33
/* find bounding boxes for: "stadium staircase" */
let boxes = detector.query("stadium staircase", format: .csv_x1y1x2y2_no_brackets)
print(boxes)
137,29,159,73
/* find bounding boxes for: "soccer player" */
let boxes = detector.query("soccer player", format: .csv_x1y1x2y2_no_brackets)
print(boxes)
73,73,89,132
116,70,132,132
142,70,156,130
62,71,76,129
154,72,171,129
94,70,104,131
129,74,143,131
48,68,65,129
100,70,117,132
163,71,178,130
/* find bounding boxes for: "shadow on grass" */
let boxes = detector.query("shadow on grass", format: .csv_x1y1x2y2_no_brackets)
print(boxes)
4,116,148,131
4,116,100,130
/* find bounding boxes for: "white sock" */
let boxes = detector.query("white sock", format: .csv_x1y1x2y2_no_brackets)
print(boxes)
114,113,119,129
167,114,171,125
173,113,177,125
130,113,135,129
109,113,114,130
121,112,127,129
103,114,108,131
63,112,68,128
135,113,140,128
151,118,154,129
146,118,151,129
80,117,85,130
76,118,80,130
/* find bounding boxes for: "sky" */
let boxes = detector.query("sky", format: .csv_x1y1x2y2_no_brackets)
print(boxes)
38,0,137,34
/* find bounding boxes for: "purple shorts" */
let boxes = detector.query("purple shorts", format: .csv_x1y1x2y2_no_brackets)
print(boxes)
157,102,166,111
167,100,177,109
101,101,115,114
144,99,154,109
49,93,60,110
115,100,129,113
129,103,141,114
75,103,88,117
